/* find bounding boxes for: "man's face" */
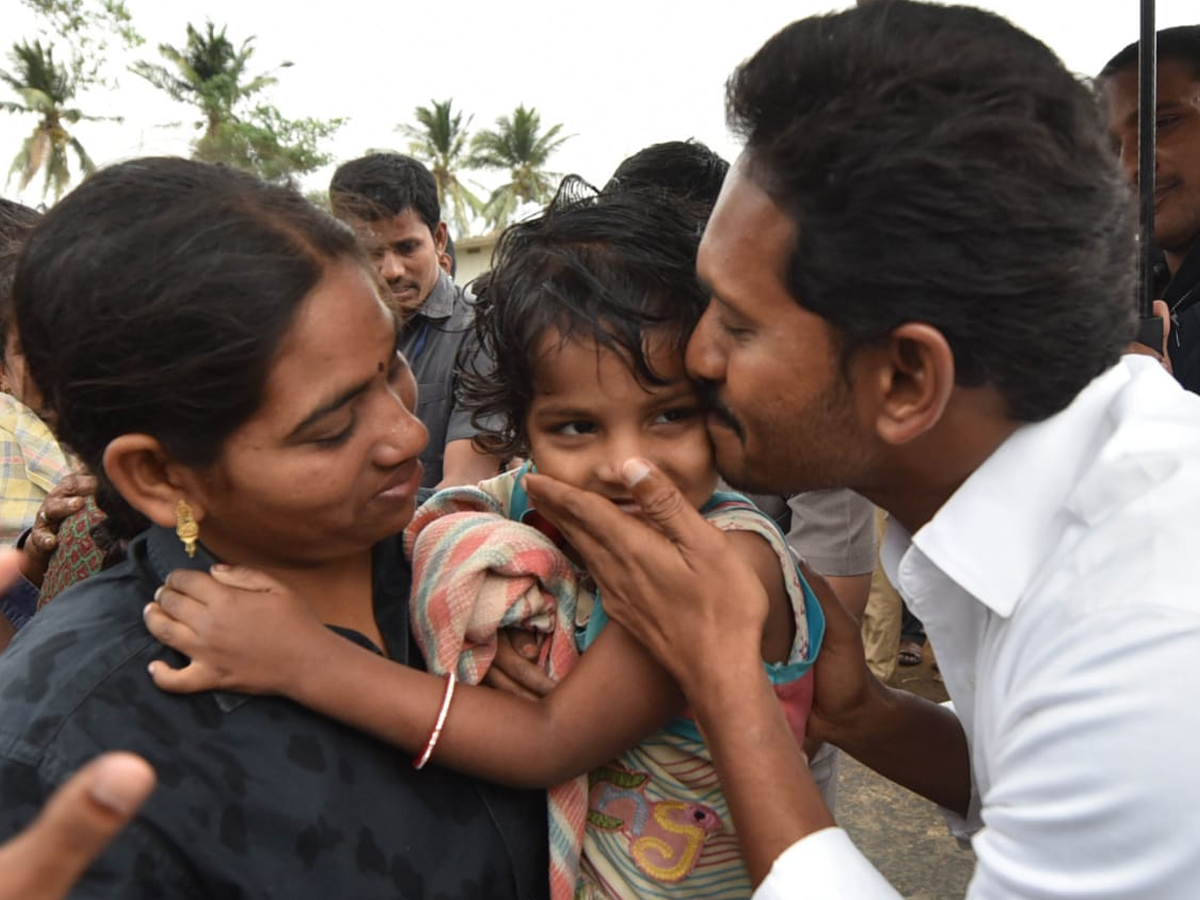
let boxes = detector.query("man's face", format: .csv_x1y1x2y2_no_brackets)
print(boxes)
1103,58,1200,265
351,209,447,317
688,156,874,495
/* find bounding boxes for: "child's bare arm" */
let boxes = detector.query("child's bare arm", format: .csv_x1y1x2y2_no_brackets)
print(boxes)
727,531,796,666
145,566,683,787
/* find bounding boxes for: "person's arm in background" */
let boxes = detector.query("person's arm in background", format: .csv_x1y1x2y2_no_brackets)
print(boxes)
0,472,97,652
786,489,875,620
438,323,506,489
440,438,503,488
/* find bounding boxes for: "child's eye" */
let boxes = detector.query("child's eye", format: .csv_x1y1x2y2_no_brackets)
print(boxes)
556,421,597,437
655,407,698,425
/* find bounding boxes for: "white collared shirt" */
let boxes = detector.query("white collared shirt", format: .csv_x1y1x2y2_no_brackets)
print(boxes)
756,357,1200,899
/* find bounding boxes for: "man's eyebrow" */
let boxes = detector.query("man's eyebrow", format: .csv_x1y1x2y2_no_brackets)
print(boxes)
287,380,371,439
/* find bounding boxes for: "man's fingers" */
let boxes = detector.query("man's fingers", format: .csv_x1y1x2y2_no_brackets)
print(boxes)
523,473,632,567
798,560,858,641
0,752,155,900
621,458,709,546
41,495,84,529
1153,299,1173,369
526,462,710,560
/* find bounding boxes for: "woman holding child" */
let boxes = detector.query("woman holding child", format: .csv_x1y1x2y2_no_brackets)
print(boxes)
0,158,819,899
0,157,548,898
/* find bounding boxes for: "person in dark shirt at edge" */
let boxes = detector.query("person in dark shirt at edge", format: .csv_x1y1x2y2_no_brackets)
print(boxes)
0,157,547,899
1099,25,1200,391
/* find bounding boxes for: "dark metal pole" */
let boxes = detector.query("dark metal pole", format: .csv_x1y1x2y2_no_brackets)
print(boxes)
1133,0,1166,350
1137,0,1157,320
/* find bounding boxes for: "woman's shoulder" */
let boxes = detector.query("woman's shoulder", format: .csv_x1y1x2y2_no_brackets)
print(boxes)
0,559,158,752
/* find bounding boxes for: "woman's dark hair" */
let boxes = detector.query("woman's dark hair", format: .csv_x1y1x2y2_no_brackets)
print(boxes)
0,198,40,358
329,152,441,233
462,178,707,459
13,156,364,536
728,0,1136,421
603,139,729,227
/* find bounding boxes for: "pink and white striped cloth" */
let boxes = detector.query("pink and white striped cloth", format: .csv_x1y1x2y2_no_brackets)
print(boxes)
404,483,587,900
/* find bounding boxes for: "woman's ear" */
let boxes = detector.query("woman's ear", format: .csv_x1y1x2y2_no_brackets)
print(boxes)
102,435,208,529
871,322,956,446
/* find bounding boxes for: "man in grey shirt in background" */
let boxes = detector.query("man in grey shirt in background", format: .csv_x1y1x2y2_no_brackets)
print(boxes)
330,153,503,488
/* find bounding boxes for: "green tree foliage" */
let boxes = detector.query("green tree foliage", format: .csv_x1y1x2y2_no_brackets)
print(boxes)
469,104,570,230
196,106,342,185
20,0,141,88
133,22,341,183
1,40,105,199
398,98,483,238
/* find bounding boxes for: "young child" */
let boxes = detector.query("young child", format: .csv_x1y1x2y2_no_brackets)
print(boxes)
146,184,823,900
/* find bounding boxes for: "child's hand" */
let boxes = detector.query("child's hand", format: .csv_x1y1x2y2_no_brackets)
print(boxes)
143,565,327,696
484,629,557,700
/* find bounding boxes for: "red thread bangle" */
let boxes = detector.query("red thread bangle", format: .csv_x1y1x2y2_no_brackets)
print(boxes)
413,671,457,770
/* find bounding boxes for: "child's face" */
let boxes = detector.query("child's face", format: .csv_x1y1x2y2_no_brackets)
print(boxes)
526,329,718,513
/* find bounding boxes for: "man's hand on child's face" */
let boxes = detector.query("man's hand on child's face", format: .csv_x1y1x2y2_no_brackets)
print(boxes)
144,565,325,696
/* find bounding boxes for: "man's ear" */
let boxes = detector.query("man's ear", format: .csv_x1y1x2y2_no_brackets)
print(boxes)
433,221,449,255
868,322,956,446
102,435,208,530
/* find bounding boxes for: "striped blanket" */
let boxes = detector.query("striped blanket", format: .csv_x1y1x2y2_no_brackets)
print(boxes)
404,482,587,900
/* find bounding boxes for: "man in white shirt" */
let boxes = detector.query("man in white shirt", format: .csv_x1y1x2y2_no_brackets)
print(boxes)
522,2,1200,897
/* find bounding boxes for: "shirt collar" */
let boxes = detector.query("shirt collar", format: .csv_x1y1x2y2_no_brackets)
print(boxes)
139,526,414,712
891,358,1153,618
412,269,456,323
1165,235,1200,311
140,526,251,713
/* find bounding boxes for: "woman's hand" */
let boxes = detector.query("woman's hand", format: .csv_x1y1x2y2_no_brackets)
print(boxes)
19,472,98,587
143,566,329,695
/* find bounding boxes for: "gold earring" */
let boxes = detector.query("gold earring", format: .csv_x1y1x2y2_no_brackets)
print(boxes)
175,500,199,558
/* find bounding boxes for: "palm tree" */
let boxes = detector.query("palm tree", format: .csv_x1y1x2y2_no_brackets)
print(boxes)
469,104,570,230
398,99,483,237
132,22,287,143
1,40,102,200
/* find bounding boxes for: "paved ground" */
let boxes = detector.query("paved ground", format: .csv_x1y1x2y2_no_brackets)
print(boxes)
833,644,976,899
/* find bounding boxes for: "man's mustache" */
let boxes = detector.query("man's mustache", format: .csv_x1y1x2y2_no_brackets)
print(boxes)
697,380,744,439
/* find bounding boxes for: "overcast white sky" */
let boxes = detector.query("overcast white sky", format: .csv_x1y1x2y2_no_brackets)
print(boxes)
1,0,1195,225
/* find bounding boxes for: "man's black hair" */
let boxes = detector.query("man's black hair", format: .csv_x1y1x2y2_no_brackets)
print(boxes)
1100,25,1200,82
728,0,1136,421
329,152,441,233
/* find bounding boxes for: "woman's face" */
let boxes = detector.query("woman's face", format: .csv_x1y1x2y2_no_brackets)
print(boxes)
188,260,428,569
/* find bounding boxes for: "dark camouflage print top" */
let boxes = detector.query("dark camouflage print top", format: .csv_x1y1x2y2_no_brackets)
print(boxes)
0,526,549,899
